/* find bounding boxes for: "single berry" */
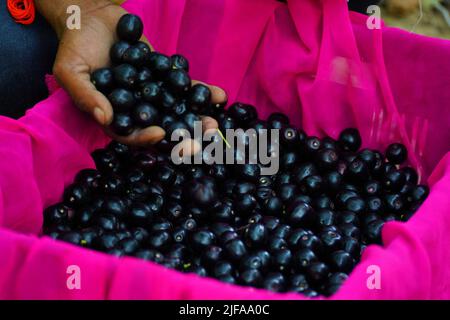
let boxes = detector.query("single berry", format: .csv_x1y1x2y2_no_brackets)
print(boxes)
160,88,177,110
365,219,385,244
293,248,318,271
263,273,286,292
123,45,146,67
140,82,161,103
187,177,218,208
167,69,191,95
383,169,406,192
201,246,223,267
91,68,114,94
63,184,90,208
293,163,318,184
306,262,330,285
108,88,135,112
189,84,212,114
345,196,366,214
319,229,343,254
171,54,189,71
117,14,143,43
329,250,355,273
172,100,188,116
110,41,131,64
213,261,234,278
44,204,70,227
136,67,153,84
148,231,171,250
384,193,404,213
239,269,262,287
288,202,314,226
150,53,171,78
408,185,429,204
315,209,336,229
338,128,361,152
346,159,369,184
385,143,407,165
272,248,293,272
301,175,323,196
304,136,322,155
191,230,216,251
317,148,339,170
401,166,419,185
111,113,134,136
132,102,159,127
233,194,257,216
245,223,267,247
227,103,258,126
224,239,247,261
267,112,289,129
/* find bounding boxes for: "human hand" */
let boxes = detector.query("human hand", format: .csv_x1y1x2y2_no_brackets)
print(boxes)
38,0,226,146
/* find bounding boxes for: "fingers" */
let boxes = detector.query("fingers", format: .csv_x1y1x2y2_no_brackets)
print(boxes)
54,54,225,148
105,115,216,147
106,126,165,147
53,62,114,126
174,117,217,157
201,116,218,131
105,87,221,147
192,80,227,105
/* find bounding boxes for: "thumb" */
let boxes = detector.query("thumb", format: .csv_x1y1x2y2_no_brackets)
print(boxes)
53,62,114,126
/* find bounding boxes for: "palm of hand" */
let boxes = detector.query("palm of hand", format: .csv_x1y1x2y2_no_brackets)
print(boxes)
53,4,126,126
53,4,224,147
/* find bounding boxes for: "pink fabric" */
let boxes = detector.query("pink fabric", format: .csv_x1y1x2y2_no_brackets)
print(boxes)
0,0,449,299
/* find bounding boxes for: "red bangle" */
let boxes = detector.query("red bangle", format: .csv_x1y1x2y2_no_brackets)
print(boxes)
7,0,35,25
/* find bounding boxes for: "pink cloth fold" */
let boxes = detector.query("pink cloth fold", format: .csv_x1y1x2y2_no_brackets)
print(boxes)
0,0,449,299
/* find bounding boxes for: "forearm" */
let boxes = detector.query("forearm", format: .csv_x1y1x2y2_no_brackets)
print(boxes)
35,0,115,37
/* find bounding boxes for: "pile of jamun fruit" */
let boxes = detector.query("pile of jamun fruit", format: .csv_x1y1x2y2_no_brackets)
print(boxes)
43,14,429,297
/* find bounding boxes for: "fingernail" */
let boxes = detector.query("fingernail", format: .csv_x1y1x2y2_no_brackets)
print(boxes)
93,108,105,125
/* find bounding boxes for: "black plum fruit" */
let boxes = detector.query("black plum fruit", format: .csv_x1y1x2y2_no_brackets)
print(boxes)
171,54,189,72
385,143,408,165
132,102,159,127
117,14,143,43
167,69,191,95
189,84,211,114
228,103,258,125
111,113,134,136
91,68,114,94
110,41,131,64
109,88,135,113
267,112,289,129
150,53,172,78
113,64,138,89
187,177,218,208
123,45,146,67
338,128,361,152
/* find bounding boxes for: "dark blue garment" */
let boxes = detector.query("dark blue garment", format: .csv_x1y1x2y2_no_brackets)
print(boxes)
348,0,381,14
0,0,58,118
